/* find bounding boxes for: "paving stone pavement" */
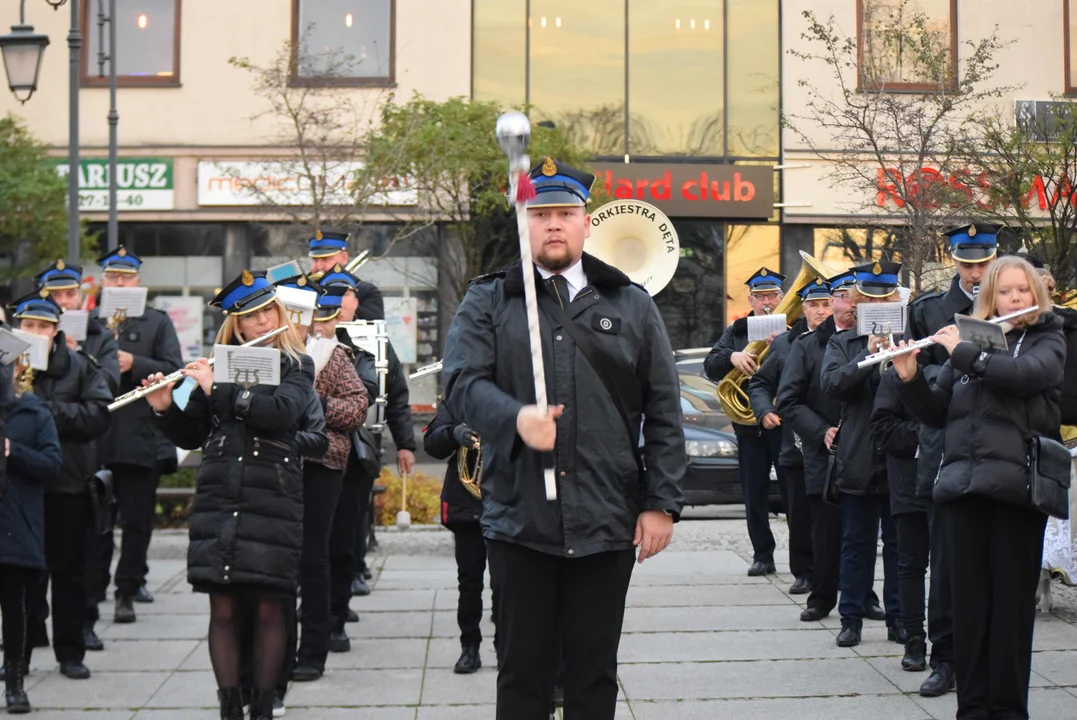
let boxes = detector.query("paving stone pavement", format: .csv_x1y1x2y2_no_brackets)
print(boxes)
16,509,1077,719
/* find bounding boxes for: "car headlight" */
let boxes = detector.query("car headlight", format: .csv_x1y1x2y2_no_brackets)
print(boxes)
685,439,737,457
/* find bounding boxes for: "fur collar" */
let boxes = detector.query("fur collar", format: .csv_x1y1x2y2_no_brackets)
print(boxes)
503,253,633,298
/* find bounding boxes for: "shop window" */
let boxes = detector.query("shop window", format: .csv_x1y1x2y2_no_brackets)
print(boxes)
1067,1,1077,94
473,0,526,108
529,0,626,156
726,0,780,157
652,220,725,350
857,0,957,90
724,224,779,325
628,1,724,156
82,0,181,86
812,227,897,269
292,0,394,86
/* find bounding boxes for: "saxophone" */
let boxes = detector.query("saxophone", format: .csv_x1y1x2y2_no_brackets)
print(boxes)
14,354,34,397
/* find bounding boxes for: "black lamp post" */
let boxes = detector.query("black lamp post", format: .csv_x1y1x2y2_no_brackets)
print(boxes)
0,1,50,103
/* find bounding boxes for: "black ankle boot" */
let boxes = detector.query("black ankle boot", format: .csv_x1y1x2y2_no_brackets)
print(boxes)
250,688,275,720
5,663,30,715
216,687,243,720
886,620,909,644
902,636,927,672
453,644,481,674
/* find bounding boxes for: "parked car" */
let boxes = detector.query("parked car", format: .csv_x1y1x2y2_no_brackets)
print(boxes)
676,349,784,511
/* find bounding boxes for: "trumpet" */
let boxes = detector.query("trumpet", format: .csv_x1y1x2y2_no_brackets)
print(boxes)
856,306,1039,369
409,360,442,380
309,250,370,281
108,326,289,412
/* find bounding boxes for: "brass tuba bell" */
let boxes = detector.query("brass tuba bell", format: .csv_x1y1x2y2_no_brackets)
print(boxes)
584,200,680,296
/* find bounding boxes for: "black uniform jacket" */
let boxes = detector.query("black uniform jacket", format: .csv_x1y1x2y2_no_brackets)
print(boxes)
747,317,808,468
96,307,183,470
703,314,750,383
354,281,385,321
870,368,924,515
776,316,842,495
1054,305,1077,425
424,403,483,525
32,332,113,494
821,329,887,495
444,253,686,558
81,317,120,392
335,327,416,456
898,313,1065,509
154,353,315,592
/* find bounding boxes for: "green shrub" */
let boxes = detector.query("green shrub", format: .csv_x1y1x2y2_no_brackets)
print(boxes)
374,467,443,526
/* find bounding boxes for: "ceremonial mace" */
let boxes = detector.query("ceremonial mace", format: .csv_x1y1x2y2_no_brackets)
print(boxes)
496,112,557,501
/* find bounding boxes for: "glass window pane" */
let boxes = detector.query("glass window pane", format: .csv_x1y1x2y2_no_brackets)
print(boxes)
860,0,953,86
653,220,725,349
298,0,392,78
87,0,176,78
726,0,779,157
725,224,779,324
628,2,723,156
473,0,526,107
1070,1,1077,88
529,1,625,156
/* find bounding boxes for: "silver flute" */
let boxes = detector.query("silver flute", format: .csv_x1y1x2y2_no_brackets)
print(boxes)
856,306,1040,369
108,325,289,412
409,360,443,380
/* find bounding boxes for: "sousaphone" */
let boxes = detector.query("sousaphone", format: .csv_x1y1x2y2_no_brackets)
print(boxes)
586,200,680,295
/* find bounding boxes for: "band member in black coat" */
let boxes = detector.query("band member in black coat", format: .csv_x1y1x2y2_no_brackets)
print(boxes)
92,247,183,626
307,230,386,321
902,223,998,696
894,255,1063,720
141,270,318,720
11,292,112,681
820,261,902,648
424,401,498,674
746,296,814,594
443,159,685,720
704,268,787,577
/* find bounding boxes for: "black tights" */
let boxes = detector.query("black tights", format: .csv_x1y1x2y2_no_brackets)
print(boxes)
208,594,286,692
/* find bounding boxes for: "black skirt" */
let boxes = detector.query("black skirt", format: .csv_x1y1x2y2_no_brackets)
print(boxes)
191,582,294,601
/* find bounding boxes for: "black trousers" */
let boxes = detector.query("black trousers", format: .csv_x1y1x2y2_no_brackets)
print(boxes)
487,540,634,720
353,464,377,576
945,496,1046,720
448,521,496,648
734,426,787,564
782,465,813,580
329,460,366,629
0,565,36,670
894,510,929,640
927,501,954,667
105,463,160,597
293,462,343,671
28,493,90,664
805,493,842,613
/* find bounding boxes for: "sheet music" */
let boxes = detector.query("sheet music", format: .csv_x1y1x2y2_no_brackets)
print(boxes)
98,287,148,324
58,309,89,342
12,329,50,371
213,345,281,386
856,302,907,337
954,315,1008,351
0,329,31,367
265,260,304,284
276,285,317,327
747,313,787,343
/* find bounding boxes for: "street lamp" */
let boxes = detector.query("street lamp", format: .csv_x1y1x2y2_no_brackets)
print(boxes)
0,1,50,103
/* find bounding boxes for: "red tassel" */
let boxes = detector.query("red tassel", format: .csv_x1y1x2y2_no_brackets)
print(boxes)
515,172,536,203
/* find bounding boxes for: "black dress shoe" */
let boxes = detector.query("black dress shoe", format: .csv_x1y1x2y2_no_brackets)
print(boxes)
114,595,136,624
453,644,481,674
328,629,351,653
799,606,829,622
291,664,323,682
886,620,908,644
351,576,371,597
902,637,927,672
836,619,862,647
133,585,154,603
919,663,955,697
83,629,104,652
60,661,91,680
747,560,776,577
864,602,886,622
789,577,811,594
346,608,359,623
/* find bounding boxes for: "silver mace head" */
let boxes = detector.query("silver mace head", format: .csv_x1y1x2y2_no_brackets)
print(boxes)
496,111,531,162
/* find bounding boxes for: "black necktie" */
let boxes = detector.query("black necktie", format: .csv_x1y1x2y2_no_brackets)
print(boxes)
547,274,570,307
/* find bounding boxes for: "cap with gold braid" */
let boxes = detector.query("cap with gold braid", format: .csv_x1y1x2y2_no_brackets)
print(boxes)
34,259,83,290
210,270,277,316
308,229,350,258
524,157,595,208
851,260,902,298
97,245,142,273
10,288,63,323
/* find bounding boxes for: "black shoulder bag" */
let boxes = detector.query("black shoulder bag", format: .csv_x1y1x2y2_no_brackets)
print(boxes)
536,293,646,479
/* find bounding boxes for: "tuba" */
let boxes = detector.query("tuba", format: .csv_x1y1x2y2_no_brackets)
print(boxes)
716,250,844,426
585,200,680,296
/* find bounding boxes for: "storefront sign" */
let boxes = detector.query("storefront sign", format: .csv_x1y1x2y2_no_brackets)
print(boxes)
197,161,418,207
54,158,174,211
875,166,1071,213
590,163,774,219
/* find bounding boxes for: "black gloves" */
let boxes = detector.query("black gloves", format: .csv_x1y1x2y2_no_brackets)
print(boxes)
452,423,477,449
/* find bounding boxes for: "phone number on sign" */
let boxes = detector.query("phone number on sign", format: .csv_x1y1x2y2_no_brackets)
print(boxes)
77,193,148,210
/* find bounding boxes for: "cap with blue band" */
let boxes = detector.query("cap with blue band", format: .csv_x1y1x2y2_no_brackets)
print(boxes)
942,223,1001,263
308,229,350,258
11,288,63,324
798,277,831,302
851,260,902,298
211,270,277,316
319,264,361,290
826,270,856,293
314,291,343,322
97,246,142,273
35,260,82,291
745,267,786,294
525,157,595,208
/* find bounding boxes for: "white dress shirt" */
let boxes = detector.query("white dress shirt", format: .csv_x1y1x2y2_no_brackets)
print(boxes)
537,260,588,303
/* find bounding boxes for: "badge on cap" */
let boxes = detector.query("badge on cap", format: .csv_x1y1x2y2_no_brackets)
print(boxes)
873,261,883,275
38,287,49,299
297,276,307,287
241,269,254,287
968,225,977,237
315,229,324,240
815,278,824,286
541,157,557,176
56,259,65,271
118,247,127,257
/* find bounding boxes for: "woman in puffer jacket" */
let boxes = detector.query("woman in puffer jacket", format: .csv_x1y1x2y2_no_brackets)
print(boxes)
893,255,1064,720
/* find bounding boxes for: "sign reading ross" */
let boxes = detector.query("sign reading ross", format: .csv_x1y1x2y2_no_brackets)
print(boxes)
54,158,174,211
197,161,418,207
590,163,774,219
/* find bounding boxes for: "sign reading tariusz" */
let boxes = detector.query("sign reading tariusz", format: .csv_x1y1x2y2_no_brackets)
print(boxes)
54,158,174,211
590,163,774,219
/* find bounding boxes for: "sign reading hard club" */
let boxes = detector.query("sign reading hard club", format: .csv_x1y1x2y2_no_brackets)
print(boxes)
53,158,174,211
590,163,774,219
